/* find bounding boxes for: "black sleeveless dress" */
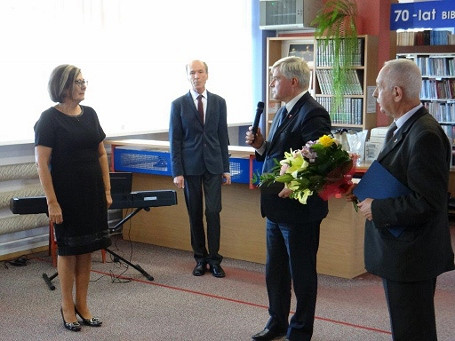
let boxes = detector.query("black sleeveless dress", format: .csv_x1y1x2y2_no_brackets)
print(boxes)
34,106,111,256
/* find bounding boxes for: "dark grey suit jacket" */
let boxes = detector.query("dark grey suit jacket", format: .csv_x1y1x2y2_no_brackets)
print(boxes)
169,91,230,177
365,107,454,281
256,92,332,224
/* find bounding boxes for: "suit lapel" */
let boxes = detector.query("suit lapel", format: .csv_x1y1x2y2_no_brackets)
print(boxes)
268,93,308,147
377,107,427,162
268,107,284,142
205,91,211,125
186,91,204,125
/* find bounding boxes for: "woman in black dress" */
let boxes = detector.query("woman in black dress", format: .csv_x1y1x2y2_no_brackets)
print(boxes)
35,64,112,332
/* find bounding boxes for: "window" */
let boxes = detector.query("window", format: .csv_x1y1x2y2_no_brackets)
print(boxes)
0,0,254,144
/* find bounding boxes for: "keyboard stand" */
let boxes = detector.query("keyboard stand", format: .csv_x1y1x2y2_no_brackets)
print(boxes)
42,206,154,291
105,206,154,281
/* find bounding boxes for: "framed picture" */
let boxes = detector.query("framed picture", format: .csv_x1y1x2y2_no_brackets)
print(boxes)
288,43,314,62
280,39,315,66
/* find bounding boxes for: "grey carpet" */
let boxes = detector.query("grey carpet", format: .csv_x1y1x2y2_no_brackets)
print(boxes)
0,233,454,341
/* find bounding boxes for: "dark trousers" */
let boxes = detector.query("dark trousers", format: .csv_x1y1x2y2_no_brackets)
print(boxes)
383,277,437,341
265,218,321,341
184,172,222,265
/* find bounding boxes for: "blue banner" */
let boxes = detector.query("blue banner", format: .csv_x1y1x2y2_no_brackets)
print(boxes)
390,0,455,30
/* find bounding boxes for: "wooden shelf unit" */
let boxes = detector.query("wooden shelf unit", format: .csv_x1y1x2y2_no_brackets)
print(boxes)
314,35,378,131
265,35,378,137
397,45,455,55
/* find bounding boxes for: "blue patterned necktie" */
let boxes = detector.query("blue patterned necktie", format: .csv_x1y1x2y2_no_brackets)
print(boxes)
279,107,288,126
385,122,397,143
380,122,397,153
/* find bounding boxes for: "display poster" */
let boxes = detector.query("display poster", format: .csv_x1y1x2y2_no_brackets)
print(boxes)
390,0,455,30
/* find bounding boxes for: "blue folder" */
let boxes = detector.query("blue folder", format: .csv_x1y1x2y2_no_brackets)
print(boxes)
353,160,411,237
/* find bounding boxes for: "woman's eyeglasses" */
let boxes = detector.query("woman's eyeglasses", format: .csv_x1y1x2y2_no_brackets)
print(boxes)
74,79,88,87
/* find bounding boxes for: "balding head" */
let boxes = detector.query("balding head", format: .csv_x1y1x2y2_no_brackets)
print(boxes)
381,59,422,101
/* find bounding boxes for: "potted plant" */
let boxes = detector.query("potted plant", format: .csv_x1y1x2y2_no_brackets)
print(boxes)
311,0,360,112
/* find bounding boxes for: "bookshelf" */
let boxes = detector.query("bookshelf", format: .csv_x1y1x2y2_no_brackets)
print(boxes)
396,29,455,47
397,46,455,166
264,35,378,137
314,35,378,131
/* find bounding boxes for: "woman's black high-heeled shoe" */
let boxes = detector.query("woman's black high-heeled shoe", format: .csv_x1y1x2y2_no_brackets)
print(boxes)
60,308,81,332
75,308,102,327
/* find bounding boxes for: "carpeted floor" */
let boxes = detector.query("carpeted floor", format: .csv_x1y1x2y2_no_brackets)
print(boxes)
0,228,454,341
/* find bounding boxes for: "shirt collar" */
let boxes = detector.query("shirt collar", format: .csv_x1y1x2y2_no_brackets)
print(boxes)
285,90,307,113
394,103,423,131
190,89,207,101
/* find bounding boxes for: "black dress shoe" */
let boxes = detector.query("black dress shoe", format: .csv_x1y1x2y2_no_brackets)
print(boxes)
209,264,226,278
252,327,287,340
60,308,81,332
192,262,207,276
75,308,102,327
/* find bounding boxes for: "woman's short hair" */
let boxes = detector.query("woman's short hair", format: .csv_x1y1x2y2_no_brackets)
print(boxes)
272,56,311,90
48,64,81,103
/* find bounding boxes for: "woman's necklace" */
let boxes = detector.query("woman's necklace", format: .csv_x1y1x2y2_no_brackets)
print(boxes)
55,104,84,121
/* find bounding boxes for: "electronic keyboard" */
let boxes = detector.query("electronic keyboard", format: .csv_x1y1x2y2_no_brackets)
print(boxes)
10,190,177,215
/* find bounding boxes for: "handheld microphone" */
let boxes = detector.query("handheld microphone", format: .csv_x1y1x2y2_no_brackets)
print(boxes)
252,101,265,135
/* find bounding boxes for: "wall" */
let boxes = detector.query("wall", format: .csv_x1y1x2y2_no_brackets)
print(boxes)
356,0,398,127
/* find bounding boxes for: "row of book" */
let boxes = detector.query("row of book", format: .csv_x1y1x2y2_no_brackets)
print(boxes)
440,125,455,147
424,101,455,124
316,97,363,125
411,56,455,77
397,30,455,46
316,69,363,95
439,124,455,152
420,79,455,100
316,39,364,67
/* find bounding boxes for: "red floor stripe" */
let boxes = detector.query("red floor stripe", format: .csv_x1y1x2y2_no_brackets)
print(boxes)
90,269,392,336
33,257,391,336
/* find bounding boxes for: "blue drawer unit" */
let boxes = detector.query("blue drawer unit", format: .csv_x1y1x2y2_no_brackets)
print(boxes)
229,158,249,184
229,157,263,184
114,147,172,176
113,147,263,183
251,159,264,185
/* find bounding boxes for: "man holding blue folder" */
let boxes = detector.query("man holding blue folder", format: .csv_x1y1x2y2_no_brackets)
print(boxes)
351,59,454,341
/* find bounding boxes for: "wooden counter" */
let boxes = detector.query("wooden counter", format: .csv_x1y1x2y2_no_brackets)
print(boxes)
126,173,366,278
106,139,367,278
129,174,266,264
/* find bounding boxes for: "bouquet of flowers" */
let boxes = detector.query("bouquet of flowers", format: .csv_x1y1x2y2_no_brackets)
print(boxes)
258,135,355,204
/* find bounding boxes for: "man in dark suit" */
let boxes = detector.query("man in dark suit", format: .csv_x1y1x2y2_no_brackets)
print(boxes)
169,60,231,278
355,59,454,341
245,56,331,341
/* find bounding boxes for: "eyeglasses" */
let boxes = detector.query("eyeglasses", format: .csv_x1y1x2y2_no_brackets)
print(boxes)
74,79,88,87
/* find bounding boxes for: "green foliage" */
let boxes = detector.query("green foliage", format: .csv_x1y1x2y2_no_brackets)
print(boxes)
311,0,359,112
